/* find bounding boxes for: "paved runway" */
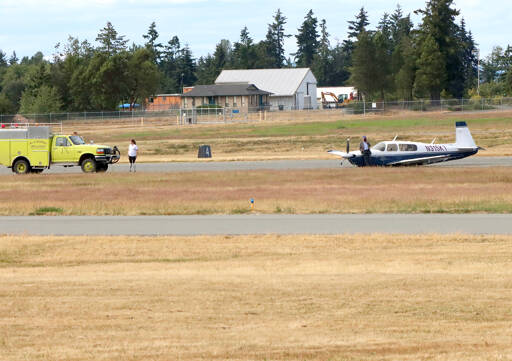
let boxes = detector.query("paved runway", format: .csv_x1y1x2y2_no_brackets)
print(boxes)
0,156,510,175
1,214,511,236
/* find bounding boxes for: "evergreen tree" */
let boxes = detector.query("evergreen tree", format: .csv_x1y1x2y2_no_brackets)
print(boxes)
0,50,7,93
328,42,351,85
0,50,7,68
9,51,18,65
213,39,232,72
348,7,370,39
373,31,392,99
195,55,217,84
265,9,291,68
232,27,257,69
458,18,478,95
415,0,461,98
506,65,512,93
394,37,417,100
143,21,163,64
377,13,392,44
95,22,128,55
390,5,413,47
295,9,319,67
311,19,331,85
342,7,369,69
414,35,446,100
160,35,181,92
350,31,377,99
176,45,196,88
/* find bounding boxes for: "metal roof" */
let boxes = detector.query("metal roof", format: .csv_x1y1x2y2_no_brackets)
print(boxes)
215,68,312,96
183,83,271,97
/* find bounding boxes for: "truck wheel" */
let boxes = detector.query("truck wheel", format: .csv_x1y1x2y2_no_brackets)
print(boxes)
81,158,96,173
13,159,30,174
96,163,108,172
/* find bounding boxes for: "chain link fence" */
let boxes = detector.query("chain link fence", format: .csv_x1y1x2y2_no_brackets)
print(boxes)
1,98,512,125
340,98,512,114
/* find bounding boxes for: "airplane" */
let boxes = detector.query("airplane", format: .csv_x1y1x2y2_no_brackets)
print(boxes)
328,121,481,166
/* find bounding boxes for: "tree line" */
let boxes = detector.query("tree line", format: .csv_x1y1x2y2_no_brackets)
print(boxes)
0,0,511,114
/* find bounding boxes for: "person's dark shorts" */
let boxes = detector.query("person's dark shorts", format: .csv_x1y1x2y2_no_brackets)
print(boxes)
129,156,137,164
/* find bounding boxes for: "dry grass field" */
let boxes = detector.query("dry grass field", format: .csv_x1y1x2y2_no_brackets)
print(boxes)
1,233,512,360
61,111,512,162
1,167,512,215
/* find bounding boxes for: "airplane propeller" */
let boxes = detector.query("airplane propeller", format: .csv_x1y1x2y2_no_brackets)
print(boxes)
346,138,350,153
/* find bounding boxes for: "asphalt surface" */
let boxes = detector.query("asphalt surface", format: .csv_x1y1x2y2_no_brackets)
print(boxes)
0,156,511,175
2,214,511,236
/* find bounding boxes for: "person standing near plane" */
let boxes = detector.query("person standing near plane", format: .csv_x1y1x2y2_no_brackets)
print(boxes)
359,136,371,166
128,139,138,172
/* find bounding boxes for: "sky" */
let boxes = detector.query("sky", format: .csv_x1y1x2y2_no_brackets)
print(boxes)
0,0,510,62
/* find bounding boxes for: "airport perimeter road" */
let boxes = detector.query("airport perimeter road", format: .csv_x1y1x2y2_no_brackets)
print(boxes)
0,157,510,175
1,214,512,236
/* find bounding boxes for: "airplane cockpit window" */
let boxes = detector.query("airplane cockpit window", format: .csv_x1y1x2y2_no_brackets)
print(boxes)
399,144,418,151
386,143,398,152
373,142,386,151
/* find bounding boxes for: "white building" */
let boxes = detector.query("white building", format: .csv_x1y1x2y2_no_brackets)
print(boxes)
215,68,318,110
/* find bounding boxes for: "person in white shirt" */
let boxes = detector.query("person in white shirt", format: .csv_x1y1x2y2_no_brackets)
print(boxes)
359,136,371,166
128,139,138,172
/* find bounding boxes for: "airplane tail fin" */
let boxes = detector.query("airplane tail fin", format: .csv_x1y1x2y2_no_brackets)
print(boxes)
455,121,476,148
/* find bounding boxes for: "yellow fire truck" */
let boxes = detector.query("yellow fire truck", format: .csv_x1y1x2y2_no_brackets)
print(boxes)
0,125,120,174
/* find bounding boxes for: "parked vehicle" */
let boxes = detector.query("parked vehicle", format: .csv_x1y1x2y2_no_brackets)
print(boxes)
0,125,120,174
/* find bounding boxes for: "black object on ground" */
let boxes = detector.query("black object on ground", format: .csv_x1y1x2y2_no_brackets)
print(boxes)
198,145,212,158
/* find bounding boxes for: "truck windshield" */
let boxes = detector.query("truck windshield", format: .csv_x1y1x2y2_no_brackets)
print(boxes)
70,135,85,145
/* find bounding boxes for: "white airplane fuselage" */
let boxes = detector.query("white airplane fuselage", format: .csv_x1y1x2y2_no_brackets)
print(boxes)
328,122,479,167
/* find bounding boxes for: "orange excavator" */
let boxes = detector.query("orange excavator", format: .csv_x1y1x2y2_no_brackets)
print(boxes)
321,92,353,109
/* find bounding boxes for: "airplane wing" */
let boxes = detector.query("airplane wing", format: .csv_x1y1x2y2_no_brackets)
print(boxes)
387,154,452,166
327,150,354,158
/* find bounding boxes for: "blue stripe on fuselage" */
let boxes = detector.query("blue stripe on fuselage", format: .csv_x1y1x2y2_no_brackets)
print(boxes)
348,150,478,167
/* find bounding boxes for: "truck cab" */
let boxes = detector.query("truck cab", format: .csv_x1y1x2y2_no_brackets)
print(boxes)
50,134,119,173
